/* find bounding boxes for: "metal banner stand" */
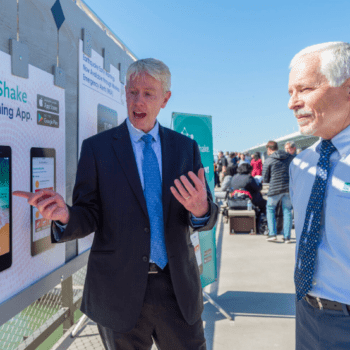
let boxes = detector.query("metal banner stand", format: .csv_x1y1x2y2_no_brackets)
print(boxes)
71,292,233,338
71,314,88,338
203,291,234,322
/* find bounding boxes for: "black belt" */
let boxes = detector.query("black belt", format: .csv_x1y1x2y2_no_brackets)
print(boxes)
148,263,169,274
304,294,350,312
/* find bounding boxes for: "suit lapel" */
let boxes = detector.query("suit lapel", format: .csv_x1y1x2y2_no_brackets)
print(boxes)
159,125,174,224
112,121,148,218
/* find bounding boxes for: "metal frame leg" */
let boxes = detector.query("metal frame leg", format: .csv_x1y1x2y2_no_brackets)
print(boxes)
71,314,88,338
203,291,234,322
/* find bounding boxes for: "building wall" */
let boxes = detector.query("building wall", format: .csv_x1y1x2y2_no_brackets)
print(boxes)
0,0,135,260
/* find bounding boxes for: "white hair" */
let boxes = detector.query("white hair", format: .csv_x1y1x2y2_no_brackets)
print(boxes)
126,58,171,93
289,42,350,87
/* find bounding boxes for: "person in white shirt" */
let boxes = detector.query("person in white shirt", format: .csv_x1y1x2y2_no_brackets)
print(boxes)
288,41,350,350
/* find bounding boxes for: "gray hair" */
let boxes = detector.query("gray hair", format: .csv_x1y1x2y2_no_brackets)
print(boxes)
289,42,350,87
126,58,171,93
285,141,296,148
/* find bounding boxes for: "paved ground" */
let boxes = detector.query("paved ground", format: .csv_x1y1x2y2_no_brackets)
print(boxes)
52,202,296,350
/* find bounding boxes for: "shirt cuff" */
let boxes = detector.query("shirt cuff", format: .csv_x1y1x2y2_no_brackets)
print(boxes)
190,212,210,228
52,221,67,242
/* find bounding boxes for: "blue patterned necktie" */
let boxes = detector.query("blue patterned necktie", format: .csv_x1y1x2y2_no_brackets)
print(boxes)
141,134,168,269
294,140,337,301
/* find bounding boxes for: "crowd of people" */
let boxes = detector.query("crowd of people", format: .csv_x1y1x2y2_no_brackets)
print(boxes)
215,141,298,240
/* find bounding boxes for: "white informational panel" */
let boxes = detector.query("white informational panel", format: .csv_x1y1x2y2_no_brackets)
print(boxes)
78,40,127,253
0,49,66,305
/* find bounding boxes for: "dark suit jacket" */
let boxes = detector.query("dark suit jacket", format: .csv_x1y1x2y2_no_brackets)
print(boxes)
52,120,218,332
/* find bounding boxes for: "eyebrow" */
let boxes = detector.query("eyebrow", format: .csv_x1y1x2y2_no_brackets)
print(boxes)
128,87,157,92
289,83,308,89
288,83,312,94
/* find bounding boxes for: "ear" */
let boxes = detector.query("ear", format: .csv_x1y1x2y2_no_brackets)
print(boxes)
161,91,171,109
343,77,350,99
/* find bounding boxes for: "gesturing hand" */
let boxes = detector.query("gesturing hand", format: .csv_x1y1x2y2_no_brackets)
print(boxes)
170,168,209,218
13,189,70,224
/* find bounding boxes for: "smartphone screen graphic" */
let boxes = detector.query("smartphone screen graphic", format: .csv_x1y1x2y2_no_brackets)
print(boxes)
0,146,12,272
31,148,56,256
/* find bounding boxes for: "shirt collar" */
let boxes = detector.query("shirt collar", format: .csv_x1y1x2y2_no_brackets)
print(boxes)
315,124,350,156
126,117,160,143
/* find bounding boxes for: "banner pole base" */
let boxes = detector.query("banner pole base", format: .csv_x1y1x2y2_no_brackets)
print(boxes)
203,291,234,322
71,314,88,338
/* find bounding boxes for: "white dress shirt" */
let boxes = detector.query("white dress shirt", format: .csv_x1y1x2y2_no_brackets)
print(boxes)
289,124,350,304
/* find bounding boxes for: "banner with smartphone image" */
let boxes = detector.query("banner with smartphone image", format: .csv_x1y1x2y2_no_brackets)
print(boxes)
0,49,65,305
78,40,128,253
172,112,217,289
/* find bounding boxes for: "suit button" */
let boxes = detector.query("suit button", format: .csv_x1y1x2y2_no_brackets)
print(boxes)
144,228,150,233
142,256,148,262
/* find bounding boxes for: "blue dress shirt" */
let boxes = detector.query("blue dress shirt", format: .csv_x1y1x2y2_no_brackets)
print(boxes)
126,118,209,226
290,124,350,304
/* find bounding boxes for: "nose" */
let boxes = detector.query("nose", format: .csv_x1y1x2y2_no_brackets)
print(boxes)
288,92,302,110
135,95,143,105
132,92,145,106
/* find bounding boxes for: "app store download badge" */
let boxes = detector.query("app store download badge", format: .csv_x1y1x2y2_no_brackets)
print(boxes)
37,111,59,128
37,94,59,114
37,94,60,128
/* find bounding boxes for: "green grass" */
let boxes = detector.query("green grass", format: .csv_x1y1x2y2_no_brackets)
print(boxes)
36,309,84,350
0,304,84,350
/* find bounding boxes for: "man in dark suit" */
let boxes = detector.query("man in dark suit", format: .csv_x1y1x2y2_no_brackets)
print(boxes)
14,58,218,349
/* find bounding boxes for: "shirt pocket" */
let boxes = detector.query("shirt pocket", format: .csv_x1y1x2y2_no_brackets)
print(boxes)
336,192,350,199
327,193,350,230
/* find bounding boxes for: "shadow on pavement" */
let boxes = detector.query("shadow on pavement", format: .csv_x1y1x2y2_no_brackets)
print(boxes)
202,300,229,350
202,291,295,349
208,291,295,318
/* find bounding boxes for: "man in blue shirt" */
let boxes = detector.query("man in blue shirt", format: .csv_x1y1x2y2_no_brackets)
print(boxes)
288,42,350,349
14,58,218,350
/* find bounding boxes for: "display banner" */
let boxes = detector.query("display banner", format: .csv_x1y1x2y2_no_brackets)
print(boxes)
0,49,66,305
171,112,217,288
78,40,127,253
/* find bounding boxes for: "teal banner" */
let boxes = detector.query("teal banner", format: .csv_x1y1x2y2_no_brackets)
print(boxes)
172,112,217,289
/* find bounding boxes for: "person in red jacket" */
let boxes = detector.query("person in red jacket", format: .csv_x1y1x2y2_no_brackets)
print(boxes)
251,152,263,177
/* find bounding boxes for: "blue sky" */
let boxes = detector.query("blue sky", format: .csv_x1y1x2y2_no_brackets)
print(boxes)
83,0,350,153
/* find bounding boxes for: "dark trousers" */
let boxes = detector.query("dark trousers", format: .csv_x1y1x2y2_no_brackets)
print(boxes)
276,199,283,234
214,171,220,187
296,298,350,349
98,267,206,350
